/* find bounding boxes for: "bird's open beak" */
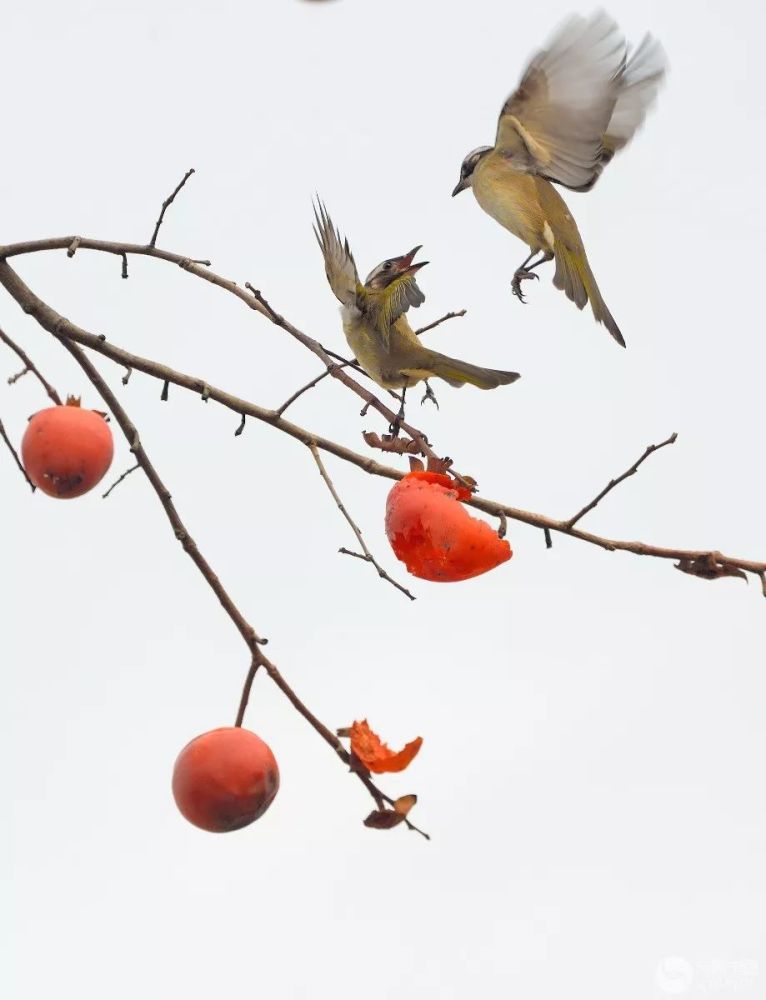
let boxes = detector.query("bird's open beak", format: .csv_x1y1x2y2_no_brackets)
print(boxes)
396,246,429,275
452,177,467,197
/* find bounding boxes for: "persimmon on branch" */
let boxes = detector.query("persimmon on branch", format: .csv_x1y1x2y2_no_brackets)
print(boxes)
0,251,762,590
1,170,764,838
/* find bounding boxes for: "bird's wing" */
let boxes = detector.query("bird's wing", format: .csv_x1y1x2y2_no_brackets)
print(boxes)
371,274,426,337
313,199,360,307
494,12,627,190
602,34,666,157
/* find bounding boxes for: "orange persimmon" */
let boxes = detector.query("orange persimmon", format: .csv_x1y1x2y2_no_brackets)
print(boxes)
385,471,511,582
172,727,279,833
21,396,114,499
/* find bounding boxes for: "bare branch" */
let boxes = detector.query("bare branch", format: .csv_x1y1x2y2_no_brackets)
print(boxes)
101,462,140,498
50,328,425,830
309,443,415,600
0,415,34,491
0,255,763,595
148,168,195,248
565,433,678,529
0,326,62,404
415,309,467,336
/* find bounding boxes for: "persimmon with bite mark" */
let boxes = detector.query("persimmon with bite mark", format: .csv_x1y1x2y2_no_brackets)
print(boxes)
21,396,114,499
172,727,280,833
385,471,512,582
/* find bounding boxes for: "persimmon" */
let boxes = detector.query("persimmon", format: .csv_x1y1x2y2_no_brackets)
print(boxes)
21,396,114,499
172,727,279,833
385,471,512,582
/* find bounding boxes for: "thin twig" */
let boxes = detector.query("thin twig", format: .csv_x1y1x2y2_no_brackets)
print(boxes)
102,462,140,498
277,364,338,416
235,656,258,728
0,415,34,491
565,433,678,529
121,253,128,280
148,168,195,248
7,366,28,385
415,309,467,336
0,326,62,404
309,442,415,600
497,511,507,539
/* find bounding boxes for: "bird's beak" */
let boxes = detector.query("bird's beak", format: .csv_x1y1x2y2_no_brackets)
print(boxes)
452,177,467,197
396,246,429,276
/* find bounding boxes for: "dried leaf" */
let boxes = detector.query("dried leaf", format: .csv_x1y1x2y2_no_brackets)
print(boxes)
363,809,405,830
350,719,423,774
362,431,422,456
393,794,417,817
408,457,425,473
675,556,748,583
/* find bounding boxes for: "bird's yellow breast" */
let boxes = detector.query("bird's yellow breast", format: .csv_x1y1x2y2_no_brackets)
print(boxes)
471,152,546,250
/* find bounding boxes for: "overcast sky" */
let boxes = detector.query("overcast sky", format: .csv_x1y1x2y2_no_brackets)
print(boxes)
2,1,765,998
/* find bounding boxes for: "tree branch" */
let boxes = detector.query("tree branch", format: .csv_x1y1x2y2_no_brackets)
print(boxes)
564,432,679,529
415,309,467,336
0,238,439,462
49,328,425,832
149,168,196,248
309,442,415,600
0,414,34,491
102,462,140,498
0,325,62,404
0,255,763,594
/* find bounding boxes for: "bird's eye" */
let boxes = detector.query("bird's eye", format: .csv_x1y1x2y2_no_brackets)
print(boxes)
383,261,392,271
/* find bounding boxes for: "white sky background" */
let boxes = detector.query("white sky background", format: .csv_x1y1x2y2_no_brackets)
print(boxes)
2,0,765,997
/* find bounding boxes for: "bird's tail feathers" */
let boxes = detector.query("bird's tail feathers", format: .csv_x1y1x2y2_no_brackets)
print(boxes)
553,243,625,347
427,352,521,390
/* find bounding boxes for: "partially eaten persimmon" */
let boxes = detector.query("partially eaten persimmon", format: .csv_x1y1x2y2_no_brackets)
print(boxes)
385,471,511,582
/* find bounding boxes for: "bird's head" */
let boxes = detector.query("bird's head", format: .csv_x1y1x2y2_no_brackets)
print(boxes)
452,146,492,196
364,246,428,290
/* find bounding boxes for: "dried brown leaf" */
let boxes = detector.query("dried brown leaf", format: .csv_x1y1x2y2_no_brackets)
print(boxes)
675,556,748,583
362,431,422,456
393,794,417,817
363,809,405,830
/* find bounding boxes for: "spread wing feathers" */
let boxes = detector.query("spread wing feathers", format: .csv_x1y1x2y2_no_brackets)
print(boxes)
313,199,360,307
369,273,426,338
494,12,628,190
566,33,667,191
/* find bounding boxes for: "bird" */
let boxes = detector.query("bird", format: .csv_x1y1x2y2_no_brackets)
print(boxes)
313,200,520,424
451,12,666,347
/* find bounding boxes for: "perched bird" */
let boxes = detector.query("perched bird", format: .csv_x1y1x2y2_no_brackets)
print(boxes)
452,12,666,347
313,200,520,417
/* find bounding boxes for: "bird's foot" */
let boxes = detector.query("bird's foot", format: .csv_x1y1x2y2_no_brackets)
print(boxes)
511,268,539,303
421,381,440,410
388,410,405,437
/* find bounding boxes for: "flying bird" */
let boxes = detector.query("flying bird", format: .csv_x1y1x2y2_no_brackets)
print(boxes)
313,200,520,423
452,12,666,347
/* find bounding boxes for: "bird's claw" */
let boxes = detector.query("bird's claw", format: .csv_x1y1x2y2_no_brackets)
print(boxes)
511,268,539,303
389,413,404,437
421,382,440,410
